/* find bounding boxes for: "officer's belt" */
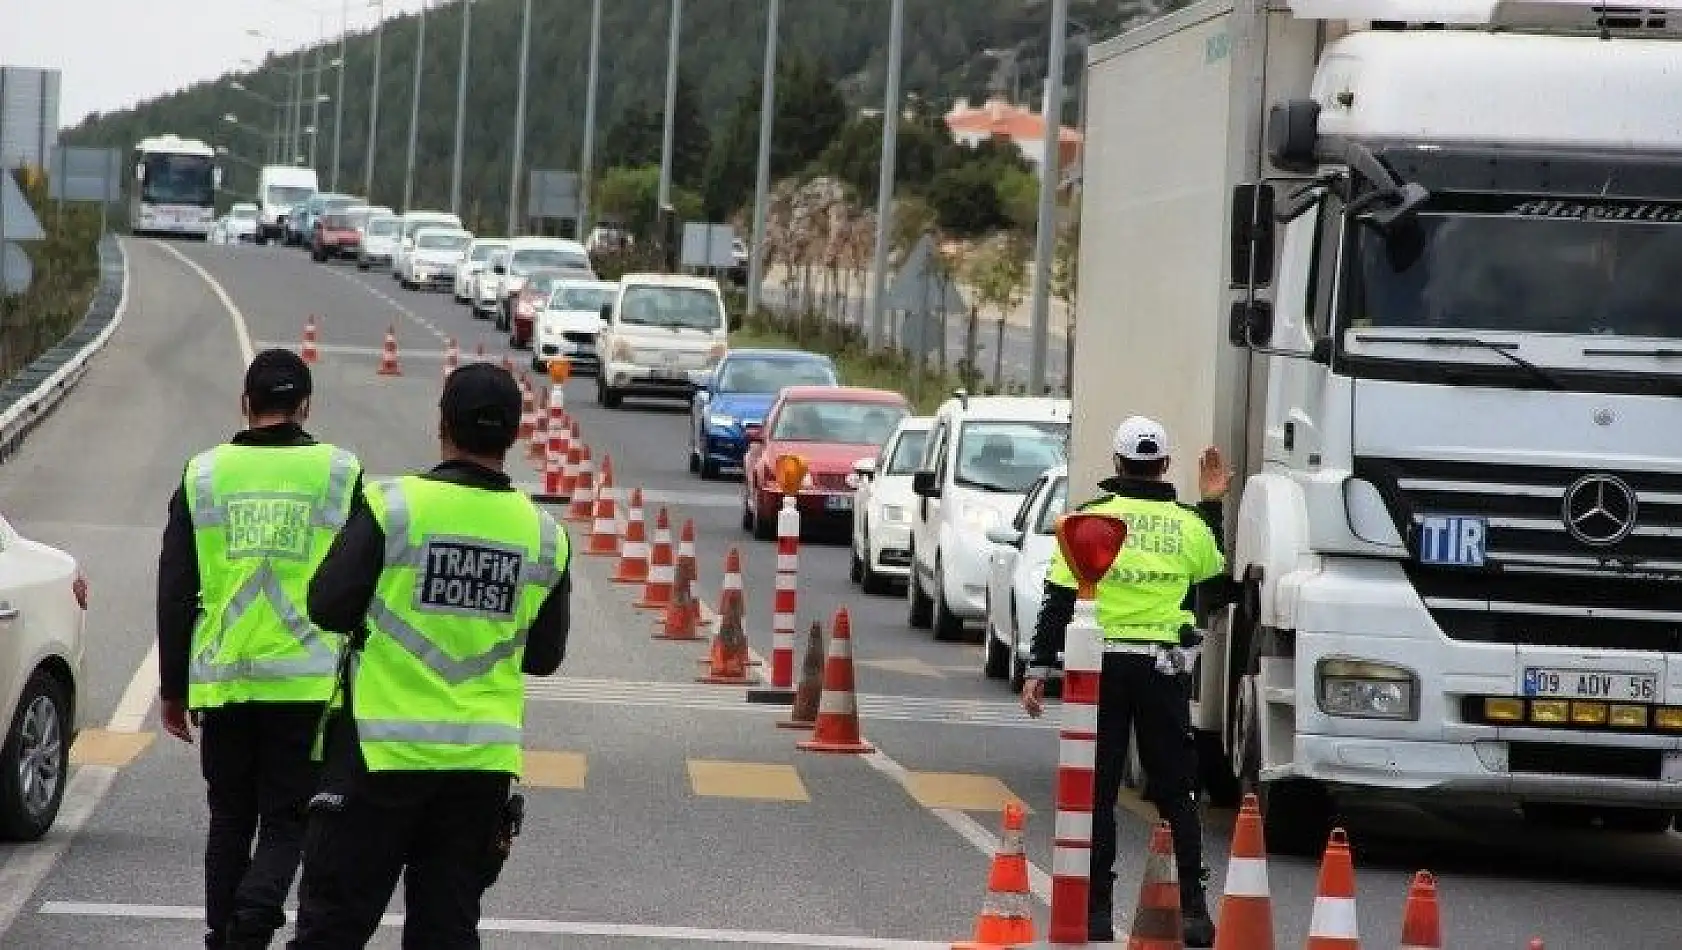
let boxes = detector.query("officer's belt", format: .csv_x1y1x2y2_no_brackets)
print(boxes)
1101,641,1170,656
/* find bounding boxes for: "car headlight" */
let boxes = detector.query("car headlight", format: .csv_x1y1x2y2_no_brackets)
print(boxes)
1316,658,1418,720
708,414,736,428
880,504,907,524
958,503,1001,534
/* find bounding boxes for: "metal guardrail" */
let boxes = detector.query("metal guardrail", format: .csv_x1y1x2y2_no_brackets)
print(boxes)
0,235,128,464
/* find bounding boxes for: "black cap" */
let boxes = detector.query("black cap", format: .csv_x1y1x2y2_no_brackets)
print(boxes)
440,362,522,453
244,348,313,409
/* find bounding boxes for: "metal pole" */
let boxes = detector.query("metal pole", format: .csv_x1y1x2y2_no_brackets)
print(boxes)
364,3,384,198
310,23,324,170
291,56,304,162
746,0,779,318
272,103,284,165
867,0,905,351
332,0,347,191
403,0,427,211
1026,0,1070,394
657,0,682,208
579,0,603,236
451,0,472,216
509,0,533,236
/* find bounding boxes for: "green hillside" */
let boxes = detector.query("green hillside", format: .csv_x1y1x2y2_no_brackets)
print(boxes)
61,0,1170,226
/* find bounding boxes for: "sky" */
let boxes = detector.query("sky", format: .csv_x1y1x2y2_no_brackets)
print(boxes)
2,0,432,129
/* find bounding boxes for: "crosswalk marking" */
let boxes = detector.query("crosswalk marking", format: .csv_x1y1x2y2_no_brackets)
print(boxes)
524,676,1054,730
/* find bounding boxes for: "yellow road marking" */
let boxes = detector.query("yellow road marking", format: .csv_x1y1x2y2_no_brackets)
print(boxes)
904,772,1030,813
522,751,587,789
69,730,155,769
687,760,810,802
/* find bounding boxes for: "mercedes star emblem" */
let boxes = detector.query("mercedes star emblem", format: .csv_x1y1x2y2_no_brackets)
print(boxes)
1562,474,1638,547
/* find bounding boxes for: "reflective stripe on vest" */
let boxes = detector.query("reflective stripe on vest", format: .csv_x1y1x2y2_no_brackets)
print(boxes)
186,444,361,706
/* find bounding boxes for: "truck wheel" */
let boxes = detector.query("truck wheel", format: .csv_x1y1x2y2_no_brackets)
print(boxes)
1197,730,1242,808
0,670,70,841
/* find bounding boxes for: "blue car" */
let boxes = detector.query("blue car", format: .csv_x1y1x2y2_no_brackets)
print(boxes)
689,349,840,479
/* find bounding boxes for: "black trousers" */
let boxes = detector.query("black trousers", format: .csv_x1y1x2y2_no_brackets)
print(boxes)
1089,651,1206,916
199,702,324,949
287,771,512,949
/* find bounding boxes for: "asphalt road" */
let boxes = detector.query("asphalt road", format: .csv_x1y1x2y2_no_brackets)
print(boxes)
0,237,1678,948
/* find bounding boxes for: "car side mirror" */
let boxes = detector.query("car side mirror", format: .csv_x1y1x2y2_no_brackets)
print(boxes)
852,458,877,479
600,303,613,321
912,469,939,498
744,423,764,443
985,526,1024,548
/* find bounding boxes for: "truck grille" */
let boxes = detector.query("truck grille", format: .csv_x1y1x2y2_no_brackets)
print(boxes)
1356,457,1682,652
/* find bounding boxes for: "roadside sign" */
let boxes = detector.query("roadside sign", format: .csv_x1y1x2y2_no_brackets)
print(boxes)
0,170,46,242
680,222,736,269
48,146,123,203
527,169,580,220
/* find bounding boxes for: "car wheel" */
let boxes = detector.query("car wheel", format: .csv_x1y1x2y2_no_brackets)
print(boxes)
698,437,722,480
931,558,968,642
860,530,892,596
849,542,864,584
0,670,70,842
907,559,933,629
599,380,622,409
752,491,776,542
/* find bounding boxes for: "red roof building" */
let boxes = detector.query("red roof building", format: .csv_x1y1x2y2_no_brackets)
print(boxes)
943,95,1083,173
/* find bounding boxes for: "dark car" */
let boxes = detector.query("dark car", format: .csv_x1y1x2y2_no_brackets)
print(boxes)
689,349,839,480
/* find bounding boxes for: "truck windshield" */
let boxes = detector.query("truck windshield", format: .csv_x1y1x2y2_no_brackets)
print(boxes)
417,233,470,251
141,153,215,206
618,286,723,331
1351,195,1682,340
954,421,1069,494
512,249,591,273
266,185,314,207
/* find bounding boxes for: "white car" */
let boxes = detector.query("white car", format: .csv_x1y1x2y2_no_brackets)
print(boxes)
473,249,509,317
401,227,474,291
848,416,932,594
982,464,1068,691
357,215,401,271
908,394,1072,641
0,512,87,841
456,238,509,303
226,203,259,243
391,211,464,279
533,279,618,373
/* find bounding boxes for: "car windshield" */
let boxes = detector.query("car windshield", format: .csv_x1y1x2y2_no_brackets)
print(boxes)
267,185,314,206
619,286,724,331
418,233,470,251
512,248,591,273
1351,194,1682,340
365,218,398,236
954,420,1069,493
470,243,507,262
772,400,907,445
717,357,837,393
141,153,216,206
885,430,930,475
1034,477,1069,533
550,286,615,312
522,272,577,296
405,218,458,239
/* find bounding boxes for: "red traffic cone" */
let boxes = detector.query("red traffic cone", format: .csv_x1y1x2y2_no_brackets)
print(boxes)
952,801,1035,949
1306,829,1360,950
584,458,619,556
777,619,826,730
698,550,753,685
637,508,676,608
796,607,874,754
1399,871,1441,950
1127,822,1185,950
1215,794,1274,950
377,325,402,376
301,315,319,364
611,489,650,582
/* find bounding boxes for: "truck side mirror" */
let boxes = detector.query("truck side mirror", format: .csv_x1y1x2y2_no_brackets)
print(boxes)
1228,300,1274,349
1230,183,1275,290
912,469,939,498
600,303,613,322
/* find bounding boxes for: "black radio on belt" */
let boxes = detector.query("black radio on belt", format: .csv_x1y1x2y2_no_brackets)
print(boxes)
496,792,526,854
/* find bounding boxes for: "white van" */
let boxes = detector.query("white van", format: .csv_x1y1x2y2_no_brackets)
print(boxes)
595,273,728,409
907,393,1072,640
254,166,319,244
391,211,464,278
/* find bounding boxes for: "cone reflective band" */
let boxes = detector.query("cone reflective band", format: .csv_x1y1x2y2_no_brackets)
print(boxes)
952,800,1035,949
1047,514,1121,944
1055,512,1128,599
549,357,572,384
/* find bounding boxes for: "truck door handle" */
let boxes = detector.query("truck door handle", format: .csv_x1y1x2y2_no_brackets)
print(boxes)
0,603,18,622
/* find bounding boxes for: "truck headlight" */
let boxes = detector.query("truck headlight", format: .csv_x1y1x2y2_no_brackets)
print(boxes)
1316,658,1418,720
880,504,907,524
958,502,1000,534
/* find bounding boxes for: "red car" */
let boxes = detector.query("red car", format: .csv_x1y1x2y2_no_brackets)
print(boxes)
741,385,911,541
311,212,360,262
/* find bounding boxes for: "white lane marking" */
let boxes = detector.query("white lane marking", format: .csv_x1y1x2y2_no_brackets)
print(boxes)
153,240,256,364
36,903,950,948
0,238,141,940
108,642,160,734
330,268,453,343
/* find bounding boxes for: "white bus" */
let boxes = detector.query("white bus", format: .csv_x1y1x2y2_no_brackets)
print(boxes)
132,135,221,239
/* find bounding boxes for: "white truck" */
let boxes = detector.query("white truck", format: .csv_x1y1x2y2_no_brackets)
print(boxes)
255,165,319,245
1075,0,1682,852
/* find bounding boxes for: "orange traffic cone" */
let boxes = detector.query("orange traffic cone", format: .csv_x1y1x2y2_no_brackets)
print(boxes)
612,489,650,582
527,389,549,460
1399,871,1440,950
377,325,402,376
952,800,1035,949
442,336,460,380
1528,940,1544,949
654,555,701,640
558,443,582,504
1126,822,1185,950
1215,794,1274,950
796,606,874,754
566,447,596,522
584,459,619,556
301,315,319,364
698,549,753,684
637,508,676,608
777,619,826,730
1306,829,1360,950
518,384,537,444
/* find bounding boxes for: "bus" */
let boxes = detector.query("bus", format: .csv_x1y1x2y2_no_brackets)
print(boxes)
132,135,221,239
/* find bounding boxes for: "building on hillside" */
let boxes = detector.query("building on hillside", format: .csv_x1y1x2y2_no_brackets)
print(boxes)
942,95,1082,176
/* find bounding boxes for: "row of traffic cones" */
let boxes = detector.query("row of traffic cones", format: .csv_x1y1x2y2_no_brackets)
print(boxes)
299,314,522,381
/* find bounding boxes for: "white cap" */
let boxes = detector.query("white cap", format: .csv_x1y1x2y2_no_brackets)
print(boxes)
1112,415,1170,462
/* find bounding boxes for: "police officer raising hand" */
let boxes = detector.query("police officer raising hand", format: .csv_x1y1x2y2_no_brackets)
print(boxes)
1021,416,1231,947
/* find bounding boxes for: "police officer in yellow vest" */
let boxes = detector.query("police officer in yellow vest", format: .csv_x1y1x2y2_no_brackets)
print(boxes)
156,349,364,950
288,362,572,949
1022,416,1231,947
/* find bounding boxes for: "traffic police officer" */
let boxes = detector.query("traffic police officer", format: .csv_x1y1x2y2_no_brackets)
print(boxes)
288,362,572,949
156,348,364,950
1021,415,1231,946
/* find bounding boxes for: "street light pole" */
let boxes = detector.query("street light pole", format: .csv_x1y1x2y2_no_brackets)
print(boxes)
578,0,603,237
403,0,427,212
657,0,682,209
509,0,533,236
291,54,305,162
746,0,780,318
1026,0,1070,395
332,0,348,191
310,19,324,169
451,0,472,217
364,1,385,199
867,0,906,352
